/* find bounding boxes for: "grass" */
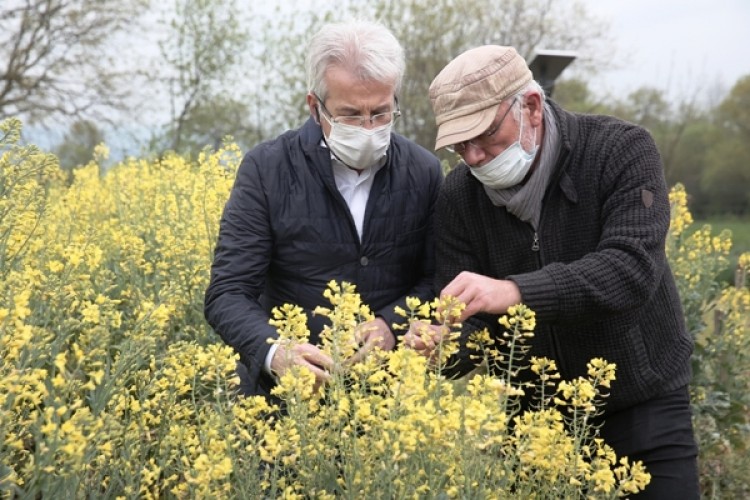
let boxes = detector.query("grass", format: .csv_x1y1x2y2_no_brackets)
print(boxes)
692,215,750,286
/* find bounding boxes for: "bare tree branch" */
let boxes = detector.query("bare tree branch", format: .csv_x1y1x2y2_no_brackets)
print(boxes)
0,0,150,126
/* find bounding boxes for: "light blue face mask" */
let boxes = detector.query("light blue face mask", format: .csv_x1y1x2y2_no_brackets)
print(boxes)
469,110,538,190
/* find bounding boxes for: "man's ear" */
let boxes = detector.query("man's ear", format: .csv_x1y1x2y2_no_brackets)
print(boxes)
306,93,320,124
524,91,544,128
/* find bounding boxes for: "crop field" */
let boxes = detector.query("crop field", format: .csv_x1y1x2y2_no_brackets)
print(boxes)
2,120,749,498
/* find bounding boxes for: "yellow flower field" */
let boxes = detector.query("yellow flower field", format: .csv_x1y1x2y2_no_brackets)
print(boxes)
1,118,749,498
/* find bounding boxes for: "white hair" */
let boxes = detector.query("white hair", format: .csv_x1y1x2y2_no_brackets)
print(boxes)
306,20,405,101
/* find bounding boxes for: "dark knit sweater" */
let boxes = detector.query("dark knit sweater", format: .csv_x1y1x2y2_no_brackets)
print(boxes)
436,100,693,413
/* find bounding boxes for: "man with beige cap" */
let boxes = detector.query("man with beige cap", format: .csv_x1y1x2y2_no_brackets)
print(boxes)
407,45,699,498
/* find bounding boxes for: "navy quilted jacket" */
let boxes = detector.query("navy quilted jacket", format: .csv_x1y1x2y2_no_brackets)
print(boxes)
205,117,442,396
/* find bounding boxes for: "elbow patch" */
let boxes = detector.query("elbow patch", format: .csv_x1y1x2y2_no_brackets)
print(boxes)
641,189,654,208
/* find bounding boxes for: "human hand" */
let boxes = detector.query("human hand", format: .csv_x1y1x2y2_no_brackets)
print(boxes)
440,271,521,321
270,342,334,390
347,317,396,365
403,320,449,365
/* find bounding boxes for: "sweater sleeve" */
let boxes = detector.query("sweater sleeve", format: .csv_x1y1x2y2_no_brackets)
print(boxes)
509,125,671,323
204,150,278,385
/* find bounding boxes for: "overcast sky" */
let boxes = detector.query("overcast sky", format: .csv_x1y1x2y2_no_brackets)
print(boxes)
578,0,750,102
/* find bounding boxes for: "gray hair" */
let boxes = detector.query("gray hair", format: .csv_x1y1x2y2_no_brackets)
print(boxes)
306,20,405,101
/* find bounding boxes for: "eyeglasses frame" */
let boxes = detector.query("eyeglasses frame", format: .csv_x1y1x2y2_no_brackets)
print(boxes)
447,97,519,155
315,93,401,128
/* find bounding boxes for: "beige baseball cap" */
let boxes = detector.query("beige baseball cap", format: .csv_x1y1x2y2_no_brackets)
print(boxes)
429,45,532,150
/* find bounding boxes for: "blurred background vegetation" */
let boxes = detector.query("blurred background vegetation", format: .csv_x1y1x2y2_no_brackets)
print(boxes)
2,0,748,223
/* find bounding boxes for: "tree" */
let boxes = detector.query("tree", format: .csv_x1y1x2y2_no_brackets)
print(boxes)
0,0,150,126
262,0,606,154
665,118,715,216
701,75,750,215
602,85,712,197
371,0,614,154
716,74,750,138
169,96,262,153
552,78,611,114
702,139,750,215
157,0,251,154
52,119,105,173
236,0,613,155
2,0,619,158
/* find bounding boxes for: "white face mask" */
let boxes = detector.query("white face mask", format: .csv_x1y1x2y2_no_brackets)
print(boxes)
321,112,392,170
469,113,538,190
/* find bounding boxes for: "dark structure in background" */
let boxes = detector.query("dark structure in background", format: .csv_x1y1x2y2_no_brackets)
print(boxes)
528,49,577,97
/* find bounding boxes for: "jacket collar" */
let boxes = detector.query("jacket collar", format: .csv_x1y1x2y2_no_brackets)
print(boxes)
299,116,326,150
546,99,579,204
547,98,577,156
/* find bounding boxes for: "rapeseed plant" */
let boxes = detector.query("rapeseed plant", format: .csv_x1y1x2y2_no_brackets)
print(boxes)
667,183,750,497
256,283,651,498
0,119,745,497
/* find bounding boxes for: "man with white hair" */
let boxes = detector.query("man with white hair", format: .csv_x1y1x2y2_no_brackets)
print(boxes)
205,20,442,400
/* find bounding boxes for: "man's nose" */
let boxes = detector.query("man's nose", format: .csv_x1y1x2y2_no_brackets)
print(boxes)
462,145,487,167
362,117,377,130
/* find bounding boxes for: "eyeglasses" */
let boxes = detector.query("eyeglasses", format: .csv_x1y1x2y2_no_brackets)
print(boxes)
315,94,401,128
446,98,517,155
